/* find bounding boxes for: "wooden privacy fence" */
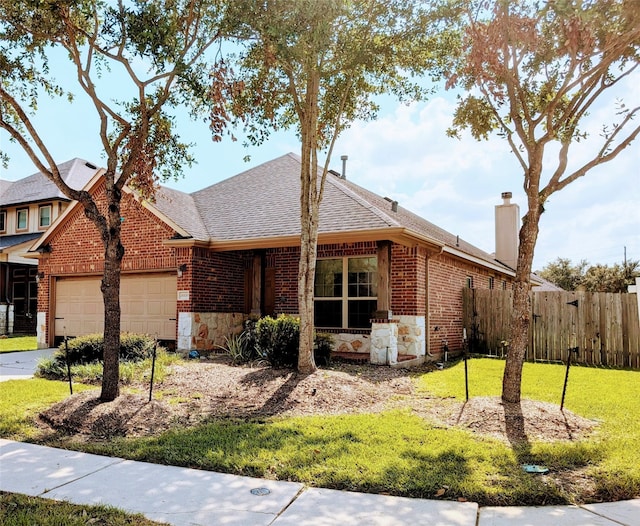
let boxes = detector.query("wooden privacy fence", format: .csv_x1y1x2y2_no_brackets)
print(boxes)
462,289,640,368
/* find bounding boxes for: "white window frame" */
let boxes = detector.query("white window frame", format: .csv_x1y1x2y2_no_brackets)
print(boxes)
16,208,28,231
38,204,52,229
0,210,6,233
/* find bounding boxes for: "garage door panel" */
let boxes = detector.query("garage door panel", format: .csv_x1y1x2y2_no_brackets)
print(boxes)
55,274,177,341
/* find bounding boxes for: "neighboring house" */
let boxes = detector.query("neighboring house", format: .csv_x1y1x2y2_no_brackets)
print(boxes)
531,275,564,292
29,153,519,365
0,159,98,335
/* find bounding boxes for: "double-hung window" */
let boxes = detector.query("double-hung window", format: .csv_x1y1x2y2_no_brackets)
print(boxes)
314,256,377,329
0,210,6,233
16,208,28,231
39,204,52,228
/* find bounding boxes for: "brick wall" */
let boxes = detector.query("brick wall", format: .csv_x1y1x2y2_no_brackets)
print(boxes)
266,246,300,314
184,247,245,312
38,183,179,344
427,252,512,355
390,245,428,316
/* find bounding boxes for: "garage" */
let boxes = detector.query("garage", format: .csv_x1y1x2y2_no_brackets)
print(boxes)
54,273,177,342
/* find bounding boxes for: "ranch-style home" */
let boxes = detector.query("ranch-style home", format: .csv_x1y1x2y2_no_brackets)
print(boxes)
27,153,523,365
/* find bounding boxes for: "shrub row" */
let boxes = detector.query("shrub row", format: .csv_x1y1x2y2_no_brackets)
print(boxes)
221,315,334,368
52,333,158,366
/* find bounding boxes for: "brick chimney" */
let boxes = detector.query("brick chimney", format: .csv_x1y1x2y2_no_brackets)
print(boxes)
495,192,519,270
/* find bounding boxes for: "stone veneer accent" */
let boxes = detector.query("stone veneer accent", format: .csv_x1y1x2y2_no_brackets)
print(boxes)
334,332,370,355
178,312,244,353
0,304,14,336
370,320,399,365
396,315,426,358
37,312,47,348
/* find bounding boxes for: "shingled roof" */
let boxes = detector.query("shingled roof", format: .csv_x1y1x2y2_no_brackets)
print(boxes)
0,158,99,207
150,153,510,273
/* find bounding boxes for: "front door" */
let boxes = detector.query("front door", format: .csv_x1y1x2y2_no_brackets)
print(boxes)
12,266,37,334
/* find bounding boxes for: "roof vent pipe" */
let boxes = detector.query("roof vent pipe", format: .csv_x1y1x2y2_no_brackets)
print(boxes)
340,155,348,179
391,200,398,213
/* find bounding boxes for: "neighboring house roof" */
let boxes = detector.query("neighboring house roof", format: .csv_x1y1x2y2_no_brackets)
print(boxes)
0,179,14,198
0,158,99,207
531,275,564,291
0,233,42,251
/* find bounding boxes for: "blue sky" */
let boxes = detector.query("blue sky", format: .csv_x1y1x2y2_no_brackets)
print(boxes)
1,55,638,271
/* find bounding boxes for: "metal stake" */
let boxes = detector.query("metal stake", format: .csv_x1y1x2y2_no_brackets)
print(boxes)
148,337,158,402
561,346,578,410
64,328,73,395
561,300,579,411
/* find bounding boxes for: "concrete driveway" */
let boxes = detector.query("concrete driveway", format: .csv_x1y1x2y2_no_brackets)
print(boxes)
0,348,56,381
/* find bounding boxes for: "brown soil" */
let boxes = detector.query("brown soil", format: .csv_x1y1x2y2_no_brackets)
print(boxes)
39,356,596,446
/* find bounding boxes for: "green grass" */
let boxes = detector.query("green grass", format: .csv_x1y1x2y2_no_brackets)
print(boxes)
417,358,640,501
0,336,37,353
1,359,638,506
0,492,168,525
0,379,92,439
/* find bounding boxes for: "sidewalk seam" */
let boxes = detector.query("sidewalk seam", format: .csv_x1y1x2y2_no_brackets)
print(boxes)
268,485,307,525
38,458,126,497
577,504,630,526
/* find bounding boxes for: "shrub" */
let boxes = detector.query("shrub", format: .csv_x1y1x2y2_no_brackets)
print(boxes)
256,315,300,368
52,333,157,367
253,316,335,368
37,348,179,384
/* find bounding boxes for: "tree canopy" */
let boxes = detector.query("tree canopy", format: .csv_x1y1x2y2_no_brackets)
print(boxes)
0,0,231,400
228,0,441,373
539,257,640,292
445,0,640,402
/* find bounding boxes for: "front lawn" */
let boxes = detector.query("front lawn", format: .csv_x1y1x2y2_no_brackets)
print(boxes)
1,358,638,506
0,336,37,353
0,492,167,526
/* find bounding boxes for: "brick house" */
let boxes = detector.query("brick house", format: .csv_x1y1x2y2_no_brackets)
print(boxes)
28,153,519,364
0,159,97,335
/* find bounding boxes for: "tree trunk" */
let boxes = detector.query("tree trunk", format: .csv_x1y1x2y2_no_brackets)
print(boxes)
298,224,318,374
99,187,124,401
297,72,320,375
502,207,540,403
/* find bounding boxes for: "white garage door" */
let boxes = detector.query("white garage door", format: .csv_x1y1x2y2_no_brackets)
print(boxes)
54,273,177,341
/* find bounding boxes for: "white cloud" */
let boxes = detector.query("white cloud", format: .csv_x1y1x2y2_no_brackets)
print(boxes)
333,89,639,269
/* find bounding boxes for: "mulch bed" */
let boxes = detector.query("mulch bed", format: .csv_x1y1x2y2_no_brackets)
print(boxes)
38,357,596,445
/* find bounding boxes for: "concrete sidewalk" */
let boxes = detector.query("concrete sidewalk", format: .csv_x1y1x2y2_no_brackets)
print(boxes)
1,440,638,525
0,348,55,382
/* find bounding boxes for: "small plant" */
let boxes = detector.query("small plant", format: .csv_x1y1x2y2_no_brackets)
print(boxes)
220,332,249,364
314,332,334,366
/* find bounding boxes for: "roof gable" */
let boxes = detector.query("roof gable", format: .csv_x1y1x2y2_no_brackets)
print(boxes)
23,153,511,275
0,159,99,207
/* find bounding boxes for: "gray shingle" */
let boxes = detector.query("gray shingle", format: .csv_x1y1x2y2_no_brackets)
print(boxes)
0,159,98,206
182,153,505,271
0,232,42,250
